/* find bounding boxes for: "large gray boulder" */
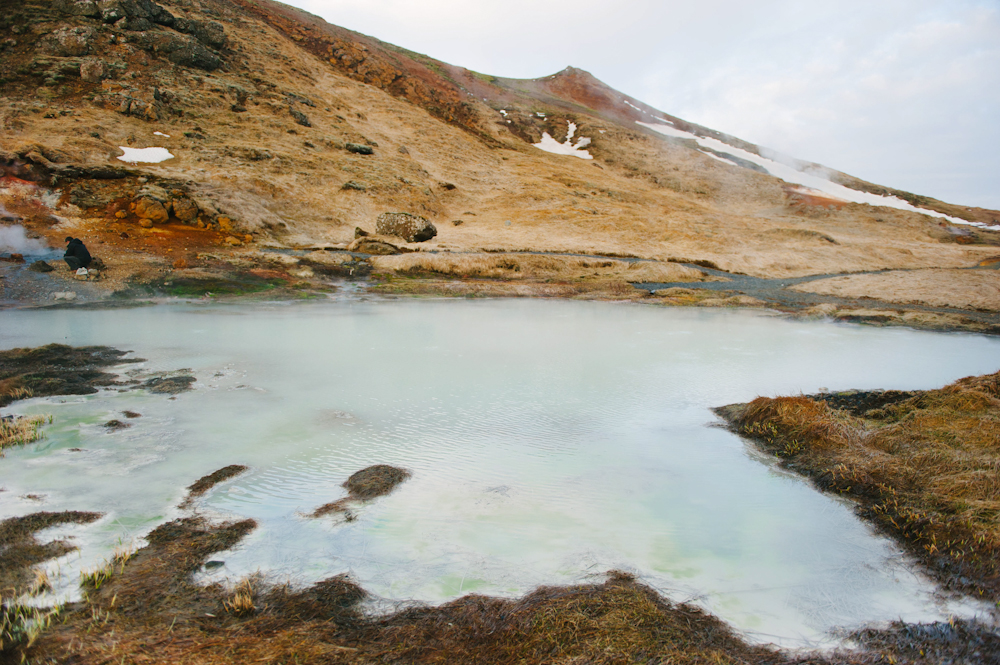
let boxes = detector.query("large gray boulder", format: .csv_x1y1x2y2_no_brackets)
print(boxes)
376,212,437,243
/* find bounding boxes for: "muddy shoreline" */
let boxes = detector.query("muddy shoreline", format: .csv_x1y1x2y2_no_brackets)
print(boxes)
3,254,999,337
3,346,1000,662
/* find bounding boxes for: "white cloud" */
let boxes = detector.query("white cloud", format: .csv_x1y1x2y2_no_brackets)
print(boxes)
289,0,1000,208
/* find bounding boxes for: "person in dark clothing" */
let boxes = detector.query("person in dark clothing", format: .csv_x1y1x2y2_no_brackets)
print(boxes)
64,237,92,271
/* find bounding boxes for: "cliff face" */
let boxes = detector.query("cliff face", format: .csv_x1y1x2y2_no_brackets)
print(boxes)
0,0,997,299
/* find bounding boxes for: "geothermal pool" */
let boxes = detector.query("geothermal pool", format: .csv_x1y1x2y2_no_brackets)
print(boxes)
3,299,999,647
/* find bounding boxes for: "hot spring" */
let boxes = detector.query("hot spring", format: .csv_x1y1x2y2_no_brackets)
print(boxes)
2,299,999,648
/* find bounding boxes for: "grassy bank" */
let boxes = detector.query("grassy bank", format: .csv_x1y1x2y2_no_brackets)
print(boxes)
716,371,1000,604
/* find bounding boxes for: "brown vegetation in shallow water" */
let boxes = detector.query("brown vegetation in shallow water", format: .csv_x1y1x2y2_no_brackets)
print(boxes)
0,511,102,598
180,465,250,509
312,464,411,517
717,371,1000,602
0,344,140,407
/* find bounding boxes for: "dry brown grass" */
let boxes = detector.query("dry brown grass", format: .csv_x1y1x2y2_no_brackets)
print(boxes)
0,511,103,598
7,484,997,664
369,252,713,284
720,371,1000,602
0,415,47,454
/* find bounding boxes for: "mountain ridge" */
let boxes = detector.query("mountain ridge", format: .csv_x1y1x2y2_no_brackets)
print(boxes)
1,0,999,322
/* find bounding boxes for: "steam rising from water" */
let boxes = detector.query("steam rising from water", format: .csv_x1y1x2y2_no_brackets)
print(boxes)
0,224,51,255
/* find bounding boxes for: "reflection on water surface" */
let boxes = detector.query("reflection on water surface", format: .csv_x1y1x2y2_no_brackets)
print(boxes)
3,300,999,647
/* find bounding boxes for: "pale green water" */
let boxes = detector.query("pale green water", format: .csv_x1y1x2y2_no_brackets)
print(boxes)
2,299,999,647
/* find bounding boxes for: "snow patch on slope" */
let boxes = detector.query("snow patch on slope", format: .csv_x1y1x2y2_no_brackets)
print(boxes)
534,122,593,160
117,147,174,164
638,121,994,229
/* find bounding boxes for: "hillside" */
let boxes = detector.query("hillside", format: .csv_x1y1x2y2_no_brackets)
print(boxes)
1,0,999,327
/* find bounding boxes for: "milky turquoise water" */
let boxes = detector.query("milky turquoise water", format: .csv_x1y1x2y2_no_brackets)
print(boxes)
2,299,999,647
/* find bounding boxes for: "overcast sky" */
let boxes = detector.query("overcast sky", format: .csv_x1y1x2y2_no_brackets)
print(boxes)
288,0,999,210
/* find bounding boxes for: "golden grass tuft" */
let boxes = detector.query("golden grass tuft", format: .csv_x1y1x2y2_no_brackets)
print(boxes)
0,415,47,454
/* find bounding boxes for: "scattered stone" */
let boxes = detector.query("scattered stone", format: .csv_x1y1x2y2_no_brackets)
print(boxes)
354,227,369,238
439,182,456,190
52,292,77,301
341,181,366,191
289,106,311,127
452,219,463,226
1,253,25,263
376,212,437,242
172,197,199,222
104,419,130,431
29,260,54,273
172,258,189,269
41,26,97,57
55,0,101,17
224,236,242,246
397,145,409,155
134,197,169,224
204,560,225,571
347,238,401,255
79,59,105,83
345,143,373,155
122,410,141,418
89,257,106,271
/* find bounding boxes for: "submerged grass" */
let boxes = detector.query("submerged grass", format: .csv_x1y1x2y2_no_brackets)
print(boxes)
180,465,249,508
312,464,411,517
0,511,103,599
717,370,1000,603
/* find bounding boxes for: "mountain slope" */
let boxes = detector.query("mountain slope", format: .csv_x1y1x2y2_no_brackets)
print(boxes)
0,0,998,308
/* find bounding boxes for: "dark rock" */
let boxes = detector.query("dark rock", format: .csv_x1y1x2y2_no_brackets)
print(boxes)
187,21,226,50
89,257,106,270
348,238,401,255
103,419,130,431
354,227,369,238
172,197,199,222
439,182,456,190
397,145,409,155
122,410,141,418
117,17,154,31
70,184,116,209
144,375,195,394
167,43,223,71
55,0,101,18
376,212,437,242
80,59,105,83
289,106,311,127
452,219,463,226
285,93,315,107
341,181,366,191
345,143,373,155
29,261,55,273
41,26,97,57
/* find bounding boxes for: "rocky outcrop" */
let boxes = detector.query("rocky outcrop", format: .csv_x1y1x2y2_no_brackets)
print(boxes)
376,212,437,243
41,26,97,57
345,142,373,155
